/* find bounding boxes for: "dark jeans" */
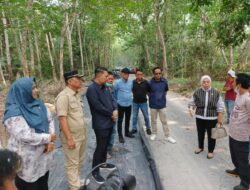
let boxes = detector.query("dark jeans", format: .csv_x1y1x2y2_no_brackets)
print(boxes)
117,104,131,137
92,127,113,175
15,171,49,190
196,118,217,153
229,137,250,188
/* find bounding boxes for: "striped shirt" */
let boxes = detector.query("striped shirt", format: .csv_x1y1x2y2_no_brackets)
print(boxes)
229,92,250,142
188,87,224,120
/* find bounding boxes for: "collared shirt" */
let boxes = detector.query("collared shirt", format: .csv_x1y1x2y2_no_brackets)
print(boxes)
4,109,54,183
114,79,133,107
229,92,250,142
86,81,117,130
56,86,85,142
132,79,149,103
148,77,169,109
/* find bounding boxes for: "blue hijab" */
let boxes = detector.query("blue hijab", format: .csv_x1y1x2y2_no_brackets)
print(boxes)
3,77,49,134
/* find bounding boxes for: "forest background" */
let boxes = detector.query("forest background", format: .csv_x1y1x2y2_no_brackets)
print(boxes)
0,0,249,92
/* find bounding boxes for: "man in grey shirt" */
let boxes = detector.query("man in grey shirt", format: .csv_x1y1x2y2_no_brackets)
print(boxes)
226,73,250,190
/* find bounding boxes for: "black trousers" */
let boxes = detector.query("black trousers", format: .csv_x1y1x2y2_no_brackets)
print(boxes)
196,118,217,153
15,171,49,190
92,127,113,175
229,137,250,188
117,104,131,137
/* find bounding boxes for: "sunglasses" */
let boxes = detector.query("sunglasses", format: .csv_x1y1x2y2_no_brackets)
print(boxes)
154,72,161,75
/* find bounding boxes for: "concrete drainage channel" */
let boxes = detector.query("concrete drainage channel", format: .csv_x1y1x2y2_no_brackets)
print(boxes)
138,115,164,190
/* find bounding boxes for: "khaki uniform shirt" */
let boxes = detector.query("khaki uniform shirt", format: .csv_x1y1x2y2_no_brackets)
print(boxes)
56,87,85,142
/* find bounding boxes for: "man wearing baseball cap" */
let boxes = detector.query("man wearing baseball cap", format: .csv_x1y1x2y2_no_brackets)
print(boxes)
223,69,237,124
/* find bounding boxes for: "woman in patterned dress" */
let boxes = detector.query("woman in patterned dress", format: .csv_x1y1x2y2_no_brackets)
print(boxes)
3,77,56,190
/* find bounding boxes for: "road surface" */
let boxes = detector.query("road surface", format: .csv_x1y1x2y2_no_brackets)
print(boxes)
141,91,240,190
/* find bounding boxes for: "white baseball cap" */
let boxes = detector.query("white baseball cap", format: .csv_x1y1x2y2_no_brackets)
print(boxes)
228,70,236,78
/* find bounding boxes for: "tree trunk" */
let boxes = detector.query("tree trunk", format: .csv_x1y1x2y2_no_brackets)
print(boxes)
66,13,74,70
34,33,42,78
0,39,3,57
59,12,68,82
49,32,57,65
0,62,7,87
83,28,91,77
2,11,13,79
28,32,35,76
221,48,229,65
77,19,84,75
46,33,57,82
21,0,33,77
21,31,29,77
237,40,250,70
155,32,159,66
154,1,168,78
89,43,95,71
229,46,233,69
14,31,22,65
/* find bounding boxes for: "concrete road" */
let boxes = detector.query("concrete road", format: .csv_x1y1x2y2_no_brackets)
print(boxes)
142,91,240,190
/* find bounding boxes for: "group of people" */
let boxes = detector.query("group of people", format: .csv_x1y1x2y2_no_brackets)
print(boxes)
85,66,177,184
188,71,250,190
0,67,249,190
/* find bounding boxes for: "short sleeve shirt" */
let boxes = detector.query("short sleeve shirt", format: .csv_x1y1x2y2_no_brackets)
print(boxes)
56,87,85,142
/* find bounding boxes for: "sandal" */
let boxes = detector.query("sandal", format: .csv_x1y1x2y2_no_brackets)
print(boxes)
194,149,204,154
207,153,214,159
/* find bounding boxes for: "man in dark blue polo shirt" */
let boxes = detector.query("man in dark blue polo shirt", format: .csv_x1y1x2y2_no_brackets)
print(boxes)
148,67,176,144
86,67,117,184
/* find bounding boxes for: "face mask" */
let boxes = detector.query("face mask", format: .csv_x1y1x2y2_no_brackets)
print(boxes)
105,83,112,87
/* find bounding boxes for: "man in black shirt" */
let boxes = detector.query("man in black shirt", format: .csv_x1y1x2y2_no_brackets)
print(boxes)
131,69,152,135
86,67,117,184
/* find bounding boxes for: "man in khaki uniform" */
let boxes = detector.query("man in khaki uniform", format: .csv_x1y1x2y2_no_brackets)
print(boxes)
56,70,86,190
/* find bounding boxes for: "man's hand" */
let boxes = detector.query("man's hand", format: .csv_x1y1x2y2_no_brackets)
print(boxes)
112,110,118,122
67,138,76,150
50,134,56,142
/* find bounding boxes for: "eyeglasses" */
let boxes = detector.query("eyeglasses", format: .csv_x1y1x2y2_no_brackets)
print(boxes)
154,72,161,75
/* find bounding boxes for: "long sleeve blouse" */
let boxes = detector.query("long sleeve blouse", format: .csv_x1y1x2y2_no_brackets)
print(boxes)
4,109,55,183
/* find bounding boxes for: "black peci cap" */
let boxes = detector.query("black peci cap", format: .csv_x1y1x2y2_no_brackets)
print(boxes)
63,70,84,81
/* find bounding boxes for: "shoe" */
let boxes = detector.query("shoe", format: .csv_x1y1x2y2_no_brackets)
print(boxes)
92,173,105,184
146,128,152,135
207,153,214,159
119,136,125,143
194,149,204,154
225,169,239,177
130,129,137,134
150,134,156,141
107,152,112,159
125,132,135,138
233,184,248,190
100,163,117,171
165,136,176,144
80,178,90,186
112,146,119,152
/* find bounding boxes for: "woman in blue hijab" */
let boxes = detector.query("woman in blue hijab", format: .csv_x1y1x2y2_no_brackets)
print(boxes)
3,77,56,190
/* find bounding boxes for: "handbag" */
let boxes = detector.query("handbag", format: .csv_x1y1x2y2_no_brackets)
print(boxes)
211,124,227,139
